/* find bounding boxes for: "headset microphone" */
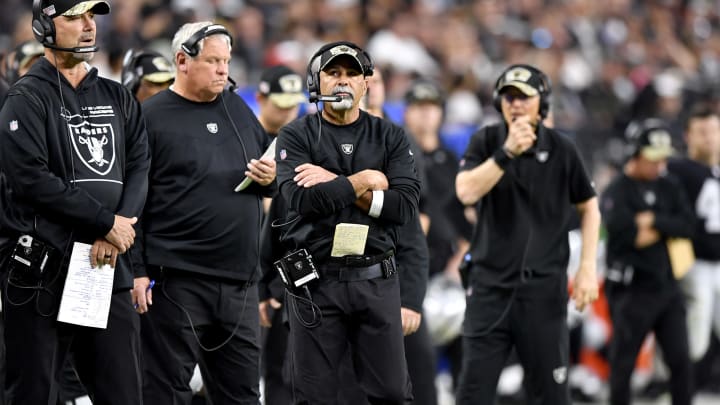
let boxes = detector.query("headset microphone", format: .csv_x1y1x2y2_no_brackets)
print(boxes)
316,95,342,103
42,43,98,53
227,76,238,92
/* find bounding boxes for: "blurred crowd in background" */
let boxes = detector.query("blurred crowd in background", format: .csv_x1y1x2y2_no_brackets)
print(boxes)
5,0,720,185
3,0,720,403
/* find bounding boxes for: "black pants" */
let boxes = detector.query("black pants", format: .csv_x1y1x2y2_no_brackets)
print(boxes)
288,273,411,405
456,273,571,405
2,274,142,405
607,283,692,405
141,273,260,405
403,319,438,405
337,315,438,405
261,306,292,405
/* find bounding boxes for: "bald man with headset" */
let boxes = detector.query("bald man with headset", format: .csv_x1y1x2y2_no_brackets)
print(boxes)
0,0,149,403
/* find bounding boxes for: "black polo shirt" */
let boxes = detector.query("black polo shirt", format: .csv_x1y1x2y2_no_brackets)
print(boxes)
459,124,595,288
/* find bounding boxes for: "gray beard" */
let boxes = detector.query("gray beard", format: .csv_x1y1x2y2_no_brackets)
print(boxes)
73,51,94,62
330,98,353,110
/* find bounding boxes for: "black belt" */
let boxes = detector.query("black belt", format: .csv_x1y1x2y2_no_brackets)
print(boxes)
320,254,396,282
325,250,394,267
319,263,385,282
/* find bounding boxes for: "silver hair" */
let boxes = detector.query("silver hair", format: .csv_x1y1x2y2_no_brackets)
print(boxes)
171,21,232,62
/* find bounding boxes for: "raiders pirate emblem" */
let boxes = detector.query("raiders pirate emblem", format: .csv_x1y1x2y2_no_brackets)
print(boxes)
207,123,218,134
536,151,549,163
68,121,116,176
643,190,656,206
341,144,354,155
552,366,567,384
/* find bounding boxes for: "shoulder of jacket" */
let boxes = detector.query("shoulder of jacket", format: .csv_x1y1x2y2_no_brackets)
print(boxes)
546,128,576,147
609,171,630,187
660,171,683,187
471,124,502,147
7,77,47,110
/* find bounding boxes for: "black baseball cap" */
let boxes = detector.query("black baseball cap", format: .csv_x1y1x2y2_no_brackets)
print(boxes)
258,65,306,108
134,52,175,84
633,125,675,161
11,40,44,71
405,80,444,105
39,0,110,18
318,42,366,75
496,65,544,97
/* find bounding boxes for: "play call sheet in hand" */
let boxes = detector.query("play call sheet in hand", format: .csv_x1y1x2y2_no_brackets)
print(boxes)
57,242,115,329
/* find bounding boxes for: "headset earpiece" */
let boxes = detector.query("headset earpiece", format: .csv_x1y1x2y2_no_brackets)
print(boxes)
121,49,141,94
493,64,552,119
32,0,55,47
181,24,233,58
492,74,504,114
5,50,18,85
305,41,374,103
306,50,322,103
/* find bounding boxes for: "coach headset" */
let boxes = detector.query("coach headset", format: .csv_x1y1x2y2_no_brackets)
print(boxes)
32,0,102,53
31,0,58,48
179,23,237,91
180,23,233,57
493,64,552,119
121,49,152,94
305,41,374,103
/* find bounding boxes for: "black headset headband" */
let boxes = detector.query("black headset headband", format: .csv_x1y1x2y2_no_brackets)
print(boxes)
32,0,56,46
305,41,374,103
121,49,156,94
493,64,552,119
180,24,233,57
623,118,669,159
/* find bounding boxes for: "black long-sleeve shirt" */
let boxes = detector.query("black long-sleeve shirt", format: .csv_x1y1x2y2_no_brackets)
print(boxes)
601,172,695,289
275,111,420,264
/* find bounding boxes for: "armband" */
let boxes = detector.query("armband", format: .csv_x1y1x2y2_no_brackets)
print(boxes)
492,146,515,169
368,190,384,218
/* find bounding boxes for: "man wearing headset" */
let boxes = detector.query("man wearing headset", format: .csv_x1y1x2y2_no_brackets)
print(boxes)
274,41,420,404
455,64,600,404
603,119,694,405
0,39,44,102
0,0,149,403
135,21,274,404
120,49,175,103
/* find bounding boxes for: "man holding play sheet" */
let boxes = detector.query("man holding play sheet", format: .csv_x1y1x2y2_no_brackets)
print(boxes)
0,0,149,403
602,118,694,405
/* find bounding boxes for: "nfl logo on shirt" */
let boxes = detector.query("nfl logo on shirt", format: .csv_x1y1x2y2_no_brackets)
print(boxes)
9,120,18,131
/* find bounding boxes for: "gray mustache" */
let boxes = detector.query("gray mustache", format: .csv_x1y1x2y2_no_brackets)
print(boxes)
332,86,354,100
